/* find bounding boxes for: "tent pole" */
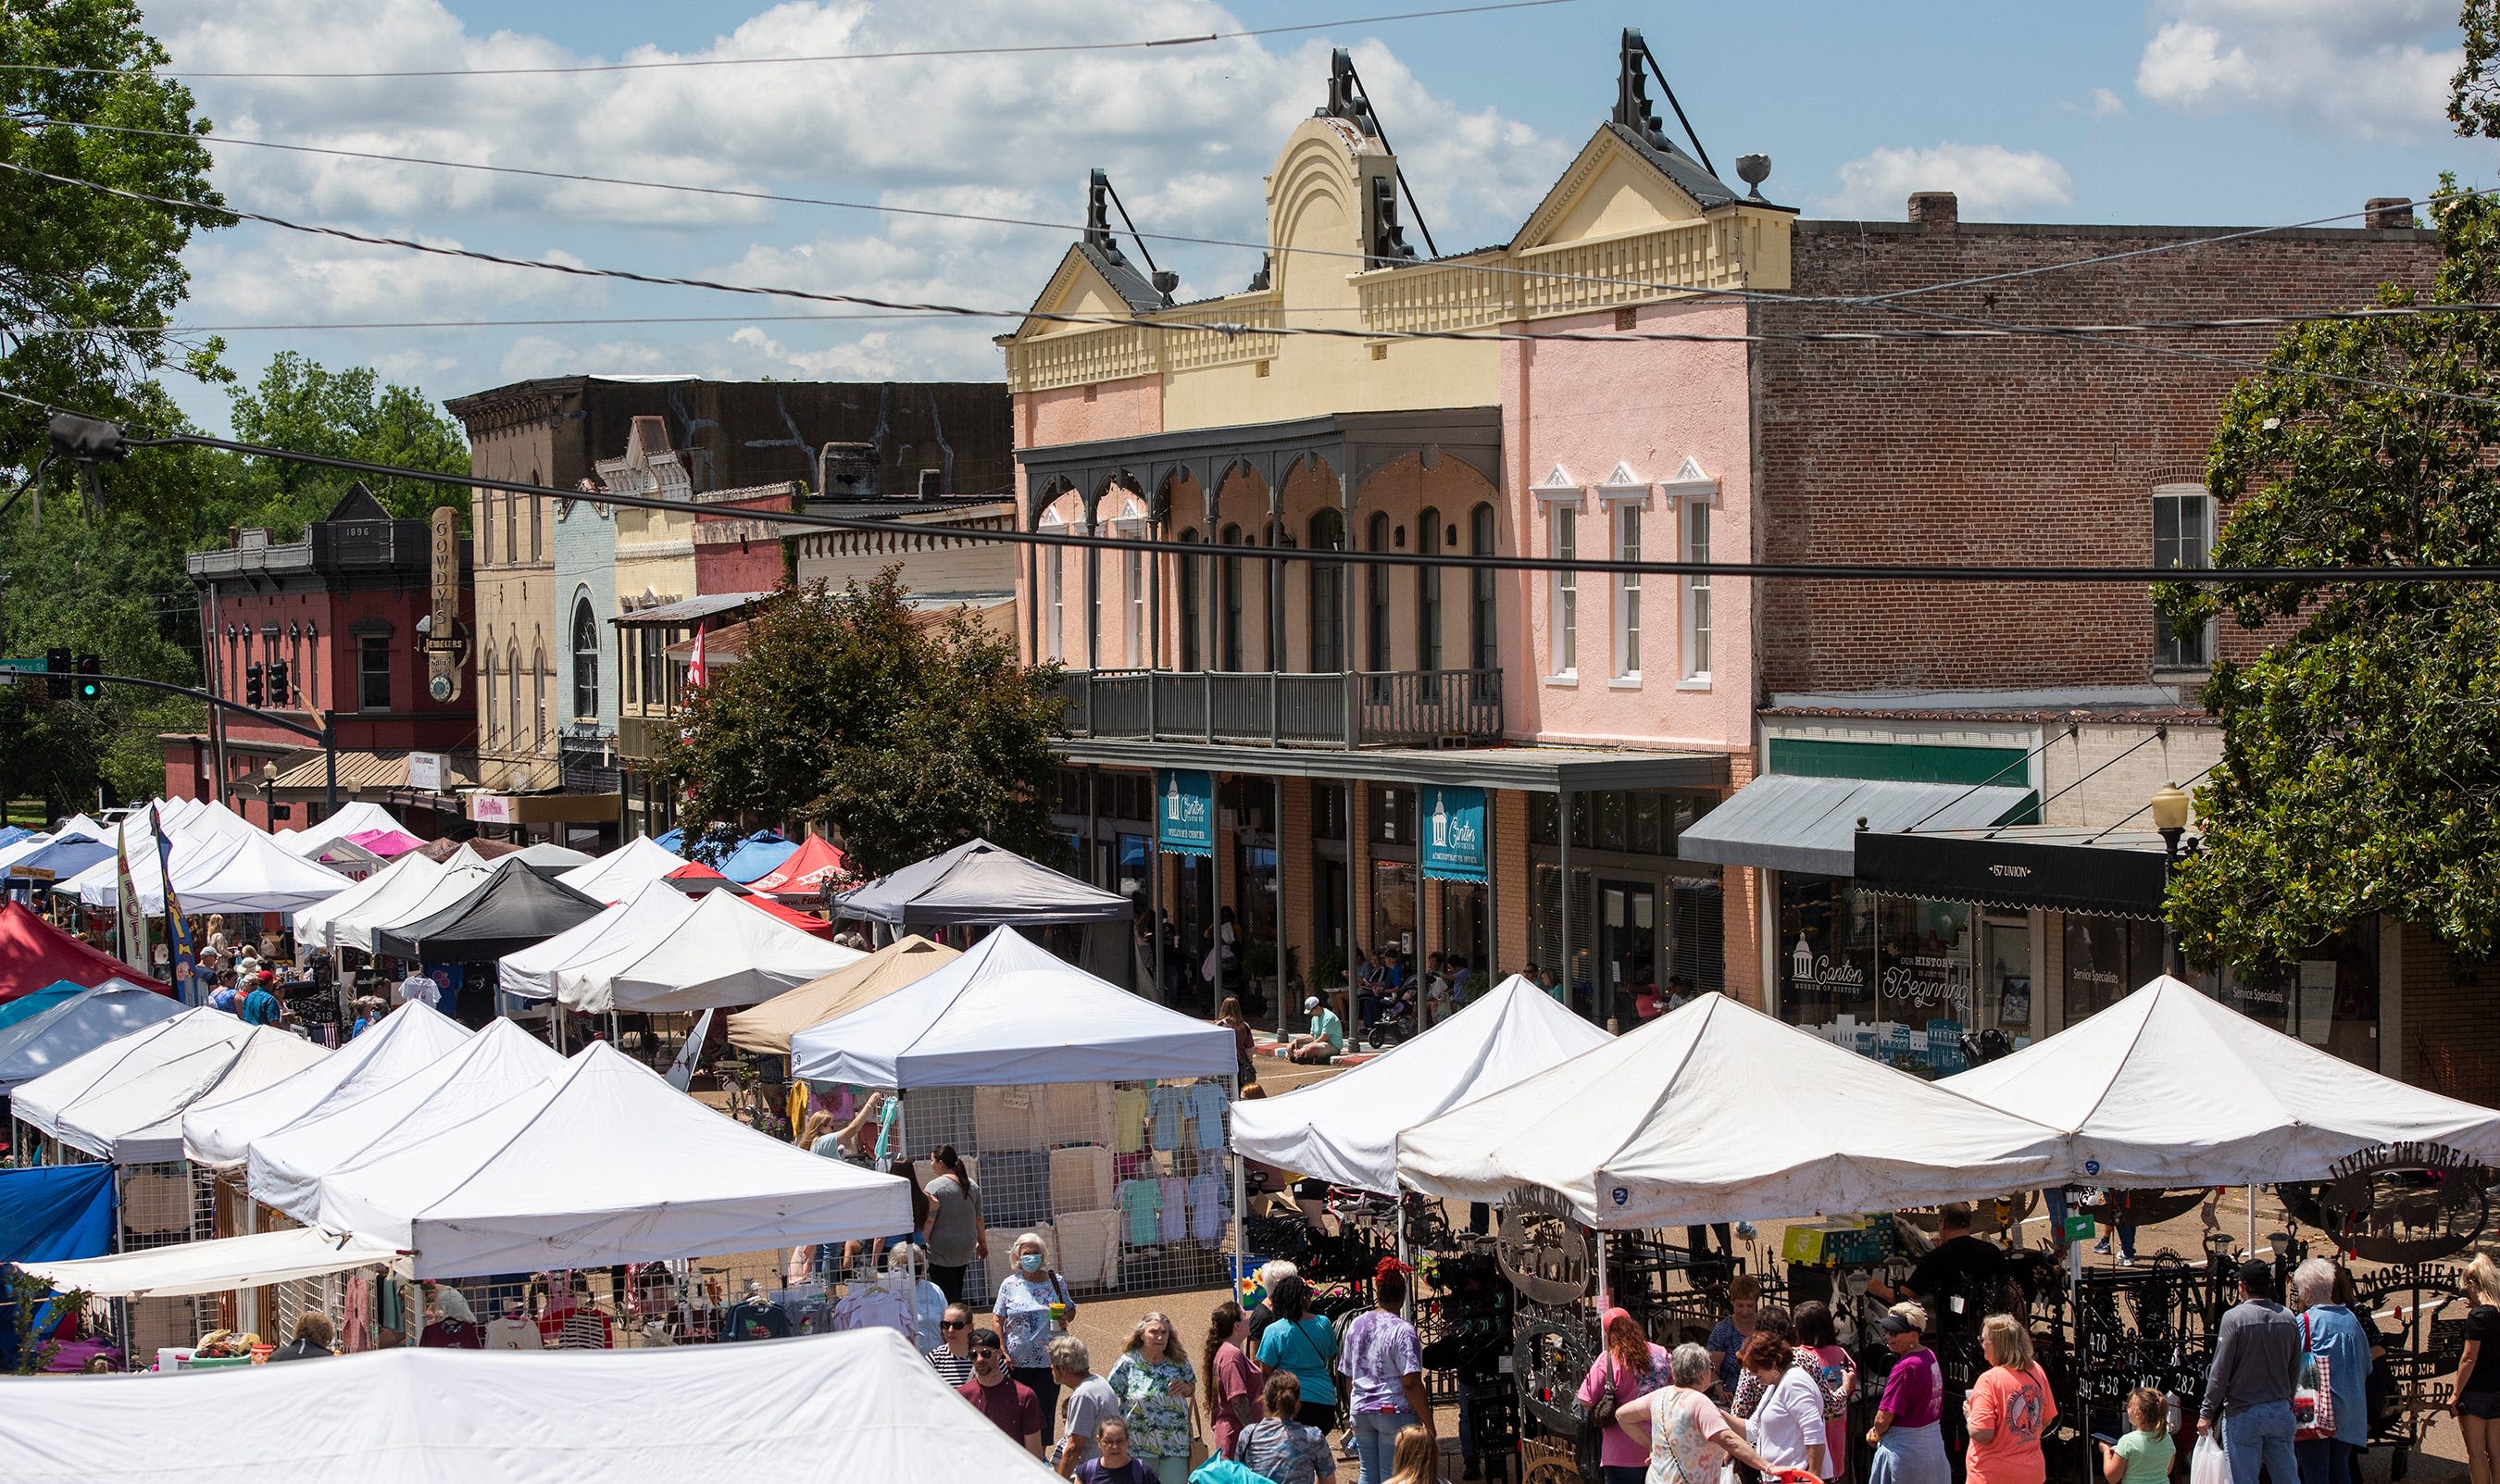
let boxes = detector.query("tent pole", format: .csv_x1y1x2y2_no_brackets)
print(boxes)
1231,1131,1245,1306
2247,1183,2257,1254
1596,1228,1610,1310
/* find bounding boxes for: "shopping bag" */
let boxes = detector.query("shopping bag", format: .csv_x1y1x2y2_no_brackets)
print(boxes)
2294,1314,2336,1441
2191,1433,2231,1484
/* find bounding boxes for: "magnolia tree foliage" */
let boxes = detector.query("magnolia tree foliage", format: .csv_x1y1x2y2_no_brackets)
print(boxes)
2156,182,2500,974
666,573,1068,879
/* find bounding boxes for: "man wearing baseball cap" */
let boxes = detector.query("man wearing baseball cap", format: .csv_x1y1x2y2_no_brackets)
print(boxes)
2201,1260,2303,1484
1285,995,1344,1064
240,970,282,1027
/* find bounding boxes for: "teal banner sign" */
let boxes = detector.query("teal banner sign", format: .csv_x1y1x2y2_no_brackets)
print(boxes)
1156,769,1215,858
1419,785,1488,882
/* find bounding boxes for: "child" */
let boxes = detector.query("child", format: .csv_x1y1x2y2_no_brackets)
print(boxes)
2101,1387,2175,1484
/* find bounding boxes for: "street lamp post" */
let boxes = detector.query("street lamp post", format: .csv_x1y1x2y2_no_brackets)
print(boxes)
260,760,280,829
2150,784,2193,977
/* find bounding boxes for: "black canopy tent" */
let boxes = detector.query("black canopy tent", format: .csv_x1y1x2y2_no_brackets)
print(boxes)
375,857,607,963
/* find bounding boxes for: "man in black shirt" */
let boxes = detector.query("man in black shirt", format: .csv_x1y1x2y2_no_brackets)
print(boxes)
1869,1203,2006,1332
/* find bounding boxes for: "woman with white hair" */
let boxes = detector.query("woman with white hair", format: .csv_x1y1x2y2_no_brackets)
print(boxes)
1615,1341,1781,1484
996,1230,1078,1423
2289,1256,2371,1484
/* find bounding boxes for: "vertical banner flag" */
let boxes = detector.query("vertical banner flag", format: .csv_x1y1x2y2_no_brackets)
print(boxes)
687,623,708,690
113,818,148,971
151,805,193,998
1419,785,1489,882
1155,769,1215,858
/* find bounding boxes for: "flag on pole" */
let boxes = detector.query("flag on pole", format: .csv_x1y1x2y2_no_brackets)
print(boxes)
687,623,708,690
113,817,148,974
151,804,194,1000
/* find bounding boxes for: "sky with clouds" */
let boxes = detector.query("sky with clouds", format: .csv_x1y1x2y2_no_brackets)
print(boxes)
127,0,2494,433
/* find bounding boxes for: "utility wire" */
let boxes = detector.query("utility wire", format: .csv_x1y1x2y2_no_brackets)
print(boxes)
8,159,2497,409
6,392,2494,588
0,0,1578,79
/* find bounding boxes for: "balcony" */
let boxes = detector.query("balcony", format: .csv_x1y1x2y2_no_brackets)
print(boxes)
1057,668,1502,750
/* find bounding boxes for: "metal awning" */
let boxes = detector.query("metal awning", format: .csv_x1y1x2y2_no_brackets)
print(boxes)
610,592,768,628
1056,738,1729,792
1677,774,2033,876
1854,826,2171,918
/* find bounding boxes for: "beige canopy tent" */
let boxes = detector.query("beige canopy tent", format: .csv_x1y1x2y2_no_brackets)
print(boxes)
726,935,958,1055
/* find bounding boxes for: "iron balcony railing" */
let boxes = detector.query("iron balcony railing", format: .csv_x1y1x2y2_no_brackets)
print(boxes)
1057,668,1502,749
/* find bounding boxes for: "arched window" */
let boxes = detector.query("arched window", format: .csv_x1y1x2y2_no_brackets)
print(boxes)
1307,508,1345,672
1416,505,1444,673
1366,512,1392,672
1218,524,1244,672
1177,528,1202,671
572,592,599,720
1119,496,1146,667
1470,503,1498,675
1037,508,1067,662
481,644,499,747
506,645,522,750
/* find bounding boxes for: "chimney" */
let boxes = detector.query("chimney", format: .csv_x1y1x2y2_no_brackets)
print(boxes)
917,468,943,499
1907,192,1958,231
2365,197,2416,230
815,442,878,500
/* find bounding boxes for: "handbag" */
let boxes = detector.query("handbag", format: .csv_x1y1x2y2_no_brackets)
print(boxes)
1576,1363,1619,1480
2294,1313,2336,1441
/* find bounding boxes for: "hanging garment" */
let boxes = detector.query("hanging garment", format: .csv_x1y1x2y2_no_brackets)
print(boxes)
1110,1086,1151,1154
972,1085,1043,1151
483,1315,541,1351
1188,1170,1229,1242
831,1285,914,1341
1147,1084,1190,1152
1157,1175,1188,1244
1049,1145,1116,1217
1118,1178,1163,1248
1056,1208,1122,1288
1041,1082,1113,1141
340,1272,373,1353
1186,1079,1230,1150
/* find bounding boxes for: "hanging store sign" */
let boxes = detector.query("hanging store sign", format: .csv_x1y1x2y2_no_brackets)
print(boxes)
468,793,515,825
1156,770,1215,858
1496,1184,1592,1306
1419,785,1488,883
2306,1142,2496,1264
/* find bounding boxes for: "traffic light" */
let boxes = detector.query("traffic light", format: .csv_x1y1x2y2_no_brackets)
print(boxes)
75,654,100,700
44,647,69,701
244,662,264,708
267,658,289,706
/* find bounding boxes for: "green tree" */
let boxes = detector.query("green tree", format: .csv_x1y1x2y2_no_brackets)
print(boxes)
2456,0,2500,137
2154,181,2500,975
219,352,469,537
668,573,1068,878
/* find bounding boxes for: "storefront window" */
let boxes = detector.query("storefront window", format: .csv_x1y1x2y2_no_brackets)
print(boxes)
1986,917,2034,1041
1369,785,1417,845
2062,917,2165,1025
1373,860,1418,957
1777,877,2000,1078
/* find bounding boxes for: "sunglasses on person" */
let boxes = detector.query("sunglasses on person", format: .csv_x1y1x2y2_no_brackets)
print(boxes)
941,1319,971,1331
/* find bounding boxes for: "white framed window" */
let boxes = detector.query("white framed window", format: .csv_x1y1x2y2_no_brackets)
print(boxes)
1681,500,1713,683
1119,497,1146,667
1550,503,1579,680
1615,501,1643,680
2152,483,2217,669
1038,510,1067,662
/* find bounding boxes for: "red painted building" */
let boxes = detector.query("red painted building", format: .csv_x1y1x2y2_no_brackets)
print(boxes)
162,485,477,831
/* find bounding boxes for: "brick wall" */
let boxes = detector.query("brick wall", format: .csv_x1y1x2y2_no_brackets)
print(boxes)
2400,921,2500,1105
1753,206,2441,694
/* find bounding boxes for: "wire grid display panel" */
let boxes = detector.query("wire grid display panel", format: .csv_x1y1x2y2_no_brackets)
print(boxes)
423,1247,805,1350
900,1075,1237,1302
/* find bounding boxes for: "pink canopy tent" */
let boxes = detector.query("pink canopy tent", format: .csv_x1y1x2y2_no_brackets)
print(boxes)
344,828,427,859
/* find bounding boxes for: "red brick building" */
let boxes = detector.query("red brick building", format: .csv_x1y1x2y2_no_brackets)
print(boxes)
162,484,477,832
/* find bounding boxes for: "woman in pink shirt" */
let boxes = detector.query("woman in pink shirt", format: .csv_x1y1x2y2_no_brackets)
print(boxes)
1578,1308,1672,1484
1204,1300,1263,1461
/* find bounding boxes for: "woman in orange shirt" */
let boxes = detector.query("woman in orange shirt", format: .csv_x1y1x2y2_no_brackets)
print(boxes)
1963,1315,2056,1484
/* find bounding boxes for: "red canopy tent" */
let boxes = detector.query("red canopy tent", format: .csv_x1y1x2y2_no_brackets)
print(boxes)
746,834,849,899
662,861,831,938
0,902,166,1004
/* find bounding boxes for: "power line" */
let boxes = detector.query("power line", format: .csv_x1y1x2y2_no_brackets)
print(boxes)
5,396,2488,588
8,159,2496,411
0,0,1578,79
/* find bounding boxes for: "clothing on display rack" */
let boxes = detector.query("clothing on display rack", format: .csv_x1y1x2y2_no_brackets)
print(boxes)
1185,1079,1227,1149
1111,1086,1149,1153
1148,1083,1188,1152
1049,1144,1115,1216
1042,1081,1112,1133
1188,1170,1228,1242
1157,1174,1187,1245
483,1312,541,1351
340,1273,374,1353
419,1316,482,1349
1118,1178,1161,1248
973,1084,1042,1151
1056,1208,1122,1287
724,1294,790,1342
830,1272,916,1341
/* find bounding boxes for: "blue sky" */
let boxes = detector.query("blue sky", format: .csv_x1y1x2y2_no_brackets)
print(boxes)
138,0,2491,434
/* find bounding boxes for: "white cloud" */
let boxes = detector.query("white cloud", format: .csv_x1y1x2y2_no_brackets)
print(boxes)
1817,143,2076,221
2089,86,2129,119
143,0,1569,411
2134,1,2459,142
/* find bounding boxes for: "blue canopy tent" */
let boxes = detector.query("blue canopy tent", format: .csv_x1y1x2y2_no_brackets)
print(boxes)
0,827,30,851
0,1163,115,1371
717,831,800,884
653,828,684,854
7,836,112,887
0,980,87,1033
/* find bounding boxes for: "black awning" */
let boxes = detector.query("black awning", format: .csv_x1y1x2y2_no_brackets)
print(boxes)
1853,829,2170,918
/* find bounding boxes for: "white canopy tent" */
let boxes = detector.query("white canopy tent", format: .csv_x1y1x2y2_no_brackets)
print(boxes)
1232,974,1613,1194
54,811,109,841
275,801,409,857
510,840,594,870
348,860,493,955
291,851,447,955
313,1043,912,1278
496,878,697,1003
181,1003,473,1168
44,1026,328,1164
13,1007,256,1153
554,834,684,903
1943,974,2500,1186
1395,991,2072,1227
0,1328,1060,1484
80,828,355,916
18,1227,406,1299
250,1018,567,1222
597,888,862,1015
0,982,181,1092
790,926,1234,1088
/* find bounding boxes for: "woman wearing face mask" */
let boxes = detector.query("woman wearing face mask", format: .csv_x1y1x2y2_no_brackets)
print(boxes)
996,1230,1078,1423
